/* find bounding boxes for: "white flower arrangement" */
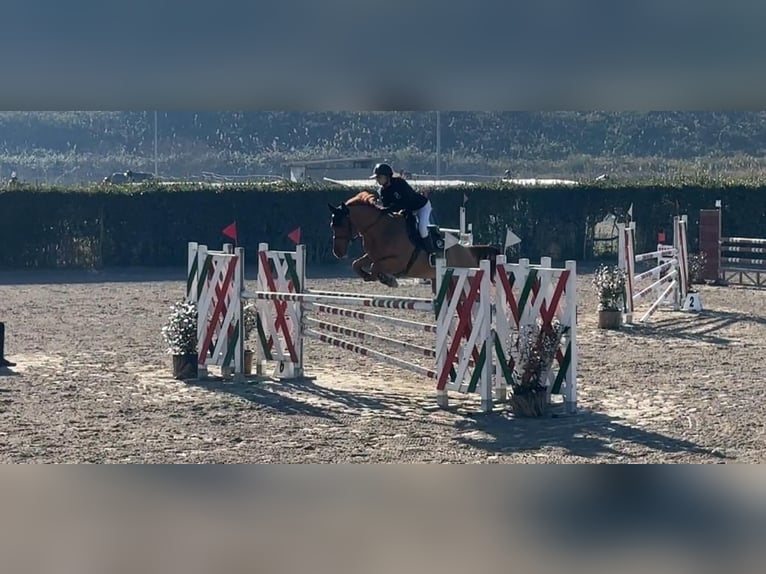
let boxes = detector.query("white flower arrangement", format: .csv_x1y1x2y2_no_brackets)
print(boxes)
161,300,198,355
243,304,258,341
592,264,626,312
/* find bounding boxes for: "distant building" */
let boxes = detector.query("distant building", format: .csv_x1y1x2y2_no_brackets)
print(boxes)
284,157,378,183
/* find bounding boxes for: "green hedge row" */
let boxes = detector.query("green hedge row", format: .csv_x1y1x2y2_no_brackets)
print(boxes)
0,181,761,269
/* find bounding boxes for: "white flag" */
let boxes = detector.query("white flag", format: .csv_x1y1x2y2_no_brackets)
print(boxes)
504,228,521,250
444,232,460,250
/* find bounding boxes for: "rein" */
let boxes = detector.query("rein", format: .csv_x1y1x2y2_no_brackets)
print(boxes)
340,206,388,242
356,210,387,235
353,206,423,277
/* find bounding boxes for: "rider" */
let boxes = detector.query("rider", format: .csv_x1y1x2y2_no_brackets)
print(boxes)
370,163,437,253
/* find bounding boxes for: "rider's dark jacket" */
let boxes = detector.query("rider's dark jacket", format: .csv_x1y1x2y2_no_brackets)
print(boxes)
378,177,428,212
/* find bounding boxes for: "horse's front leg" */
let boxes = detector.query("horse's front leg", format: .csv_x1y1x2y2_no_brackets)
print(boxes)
352,254,376,281
369,259,399,288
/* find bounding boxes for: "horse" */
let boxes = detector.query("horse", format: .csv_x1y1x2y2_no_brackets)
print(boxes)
328,191,501,289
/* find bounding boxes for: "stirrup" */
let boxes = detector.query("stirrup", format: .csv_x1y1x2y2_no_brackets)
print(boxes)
419,235,434,253
427,225,445,250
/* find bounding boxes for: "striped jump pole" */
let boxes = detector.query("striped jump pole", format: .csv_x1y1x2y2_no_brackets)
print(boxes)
306,317,436,358
309,303,437,333
304,330,438,380
242,289,434,312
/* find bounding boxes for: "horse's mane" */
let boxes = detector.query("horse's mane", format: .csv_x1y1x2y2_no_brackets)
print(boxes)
345,191,383,209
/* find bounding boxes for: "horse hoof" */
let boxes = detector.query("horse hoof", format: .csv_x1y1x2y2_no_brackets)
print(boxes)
379,275,398,288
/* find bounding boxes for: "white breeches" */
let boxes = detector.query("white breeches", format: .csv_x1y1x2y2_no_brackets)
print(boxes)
415,201,433,237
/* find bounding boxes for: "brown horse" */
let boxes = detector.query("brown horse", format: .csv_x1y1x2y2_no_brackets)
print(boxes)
328,191,501,288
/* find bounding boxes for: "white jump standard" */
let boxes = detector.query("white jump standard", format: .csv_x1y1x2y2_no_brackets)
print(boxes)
617,215,691,323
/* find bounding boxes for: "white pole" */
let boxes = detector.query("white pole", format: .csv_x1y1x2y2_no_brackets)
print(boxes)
154,111,158,176
436,111,441,180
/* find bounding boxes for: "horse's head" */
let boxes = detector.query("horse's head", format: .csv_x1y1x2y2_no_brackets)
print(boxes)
328,201,355,258
328,192,385,258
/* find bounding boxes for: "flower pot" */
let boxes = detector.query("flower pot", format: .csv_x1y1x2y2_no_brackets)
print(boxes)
598,309,622,330
244,349,254,375
172,353,198,380
510,385,548,417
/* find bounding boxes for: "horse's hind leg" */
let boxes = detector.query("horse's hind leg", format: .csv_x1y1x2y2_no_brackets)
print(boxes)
368,261,399,288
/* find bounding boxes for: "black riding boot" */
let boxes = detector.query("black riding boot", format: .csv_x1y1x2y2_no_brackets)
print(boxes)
0,322,16,368
420,235,437,254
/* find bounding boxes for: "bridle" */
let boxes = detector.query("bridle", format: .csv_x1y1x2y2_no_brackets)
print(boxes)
331,204,387,246
330,209,358,245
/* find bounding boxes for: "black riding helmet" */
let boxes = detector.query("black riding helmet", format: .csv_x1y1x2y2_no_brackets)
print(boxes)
370,163,394,179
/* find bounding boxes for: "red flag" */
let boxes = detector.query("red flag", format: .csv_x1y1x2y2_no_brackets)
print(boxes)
222,222,238,241
288,227,301,244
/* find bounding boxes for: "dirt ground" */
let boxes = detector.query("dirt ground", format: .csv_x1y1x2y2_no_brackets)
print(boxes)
0,263,763,463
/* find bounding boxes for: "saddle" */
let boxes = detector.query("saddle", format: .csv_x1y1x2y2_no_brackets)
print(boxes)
402,212,445,268
377,209,445,274
403,212,443,249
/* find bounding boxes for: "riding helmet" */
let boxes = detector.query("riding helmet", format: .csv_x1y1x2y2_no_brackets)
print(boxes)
370,163,394,178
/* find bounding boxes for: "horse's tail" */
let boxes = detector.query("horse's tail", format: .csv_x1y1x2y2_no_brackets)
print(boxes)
468,244,503,282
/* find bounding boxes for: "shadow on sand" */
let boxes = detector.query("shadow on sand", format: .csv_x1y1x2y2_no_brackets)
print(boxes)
181,373,729,462
619,308,766,346
453,406,730,461
181,374,451,428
